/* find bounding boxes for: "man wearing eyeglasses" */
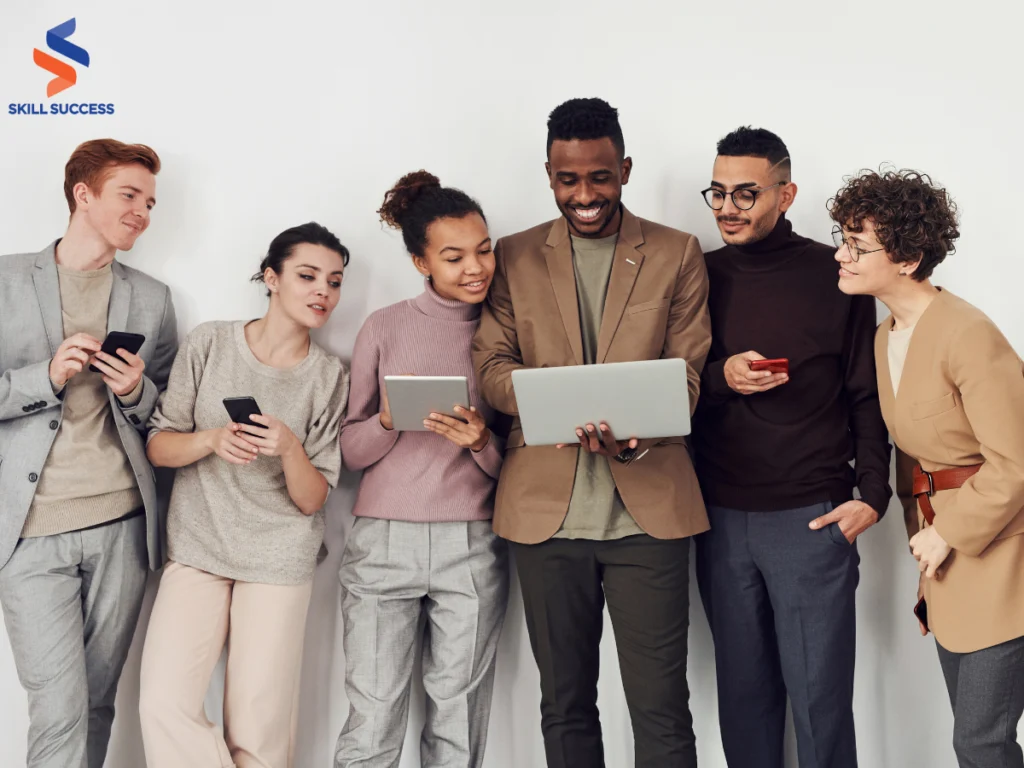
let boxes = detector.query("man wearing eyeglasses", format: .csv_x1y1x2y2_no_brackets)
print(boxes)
691,126,891,768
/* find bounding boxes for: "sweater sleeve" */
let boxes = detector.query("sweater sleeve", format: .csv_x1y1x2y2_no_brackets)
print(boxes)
146,329,207,439
932,317,1024,557
304,363,349,490
470,429,504,479
842,295,893,517
339,314,400,471
697,357,736,409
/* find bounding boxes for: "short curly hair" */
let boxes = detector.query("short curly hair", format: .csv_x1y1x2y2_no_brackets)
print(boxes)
546,98,625,158
828,168,960,281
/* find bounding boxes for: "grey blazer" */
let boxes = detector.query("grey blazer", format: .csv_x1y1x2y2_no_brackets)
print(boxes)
0,241,178,570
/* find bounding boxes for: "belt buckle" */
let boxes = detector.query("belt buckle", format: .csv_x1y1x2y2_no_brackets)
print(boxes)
922,469,935,497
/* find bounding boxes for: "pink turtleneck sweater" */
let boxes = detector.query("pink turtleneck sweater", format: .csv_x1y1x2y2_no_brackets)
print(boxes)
340,280,504,522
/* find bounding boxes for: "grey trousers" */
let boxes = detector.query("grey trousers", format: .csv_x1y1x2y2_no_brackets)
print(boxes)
696,502,860,768
334,518,509,768
937,635,1024,768
0,513,148,768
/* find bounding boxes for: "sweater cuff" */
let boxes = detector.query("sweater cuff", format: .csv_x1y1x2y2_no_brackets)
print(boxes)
701,359,734,402
859,482,890,520
116,378,145,408
471,431,504,479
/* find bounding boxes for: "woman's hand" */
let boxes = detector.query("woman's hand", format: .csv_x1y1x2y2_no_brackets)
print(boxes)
208,424,260,465
424,405,490,452
910,525,953,579
238,414,301,458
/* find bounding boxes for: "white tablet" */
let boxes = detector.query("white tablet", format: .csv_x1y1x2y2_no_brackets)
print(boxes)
510,359,691,447
384,376,470,432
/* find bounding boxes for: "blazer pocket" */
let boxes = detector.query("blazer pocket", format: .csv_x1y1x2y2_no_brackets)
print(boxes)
626,298,670,315
910,392,958,420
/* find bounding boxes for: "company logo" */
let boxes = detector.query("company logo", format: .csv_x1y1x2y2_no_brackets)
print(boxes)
8,17,114,117
33,18,90,97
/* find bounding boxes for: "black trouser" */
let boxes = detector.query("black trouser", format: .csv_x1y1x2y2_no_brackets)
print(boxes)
511,534,694,768
695,502,860,768
937,635,1024,768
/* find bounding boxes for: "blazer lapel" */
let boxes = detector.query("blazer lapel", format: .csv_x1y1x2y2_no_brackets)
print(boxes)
596,207,644,364
544,218,584,366
32,242,64,356
107,259,132,333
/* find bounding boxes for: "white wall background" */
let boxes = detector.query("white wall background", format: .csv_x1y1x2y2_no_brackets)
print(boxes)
1,1,1022,766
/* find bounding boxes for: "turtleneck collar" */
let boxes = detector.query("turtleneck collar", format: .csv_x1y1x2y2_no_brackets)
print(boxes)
733,214,796,256
411,277,482,322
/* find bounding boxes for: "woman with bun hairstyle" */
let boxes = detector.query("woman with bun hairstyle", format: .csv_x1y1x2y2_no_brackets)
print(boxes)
334,172,508,768
830,169,1024,767
138,222,351,768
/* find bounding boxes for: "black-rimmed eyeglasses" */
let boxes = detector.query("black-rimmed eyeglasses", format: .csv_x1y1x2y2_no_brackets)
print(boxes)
831,225,885,262
701,181,786,211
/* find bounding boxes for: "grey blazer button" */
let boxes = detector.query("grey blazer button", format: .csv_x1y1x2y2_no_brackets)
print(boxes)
49,420,59,430
28,473,38,483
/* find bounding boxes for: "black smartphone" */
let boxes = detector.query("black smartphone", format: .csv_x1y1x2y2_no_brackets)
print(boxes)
913,596,929,632
88,331,146,373
223,396,263,427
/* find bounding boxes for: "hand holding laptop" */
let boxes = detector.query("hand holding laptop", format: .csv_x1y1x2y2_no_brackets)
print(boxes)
556,421,639,456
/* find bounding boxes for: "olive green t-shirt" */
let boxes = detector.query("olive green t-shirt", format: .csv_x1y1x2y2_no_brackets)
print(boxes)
554,234,645,540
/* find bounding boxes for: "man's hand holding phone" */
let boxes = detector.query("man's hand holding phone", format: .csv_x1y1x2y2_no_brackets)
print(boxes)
724,351,789,395
49,333,103,391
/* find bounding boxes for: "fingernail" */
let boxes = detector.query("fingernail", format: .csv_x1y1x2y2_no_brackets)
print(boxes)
423,421,431,428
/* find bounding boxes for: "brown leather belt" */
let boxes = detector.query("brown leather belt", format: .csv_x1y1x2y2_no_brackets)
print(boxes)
912,464,982,525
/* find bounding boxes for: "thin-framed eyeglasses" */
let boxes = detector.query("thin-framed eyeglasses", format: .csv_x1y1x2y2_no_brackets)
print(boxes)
700,181,786,211
831,225,885,263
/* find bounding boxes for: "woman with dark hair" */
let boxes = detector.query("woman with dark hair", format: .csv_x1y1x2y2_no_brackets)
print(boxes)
137,222,351,767
333,171,508,768
830,169,1024,767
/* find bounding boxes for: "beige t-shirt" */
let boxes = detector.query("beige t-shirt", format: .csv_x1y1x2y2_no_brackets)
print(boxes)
555,234,645,541
148,321,348,585
888,323,917,396
22,264,142,537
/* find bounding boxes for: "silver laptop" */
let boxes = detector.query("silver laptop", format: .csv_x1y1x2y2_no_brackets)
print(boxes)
511,359,691,447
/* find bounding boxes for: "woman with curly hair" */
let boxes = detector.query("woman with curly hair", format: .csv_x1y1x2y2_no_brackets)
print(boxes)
830,169,1024,767
333,171,508,767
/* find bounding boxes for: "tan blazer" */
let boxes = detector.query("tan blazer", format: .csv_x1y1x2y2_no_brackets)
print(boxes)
472,207,712,544
877,289,1024,653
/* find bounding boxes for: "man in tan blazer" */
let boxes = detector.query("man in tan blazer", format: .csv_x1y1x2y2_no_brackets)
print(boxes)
473,98,711,768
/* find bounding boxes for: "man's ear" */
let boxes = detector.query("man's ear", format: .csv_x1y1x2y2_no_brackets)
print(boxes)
620,156,633,185
778,182,798,213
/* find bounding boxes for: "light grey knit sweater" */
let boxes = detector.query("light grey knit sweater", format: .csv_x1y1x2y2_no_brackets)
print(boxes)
149,320,348,585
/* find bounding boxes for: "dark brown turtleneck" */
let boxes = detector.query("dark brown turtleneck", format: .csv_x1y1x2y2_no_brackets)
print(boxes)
692,216,892,516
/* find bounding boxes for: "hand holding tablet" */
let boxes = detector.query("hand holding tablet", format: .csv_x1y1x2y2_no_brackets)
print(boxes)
383,375,470,432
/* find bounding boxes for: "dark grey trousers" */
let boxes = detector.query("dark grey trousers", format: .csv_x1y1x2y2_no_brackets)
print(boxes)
696,502,860,768
937,635,1024,768
512,534,695,768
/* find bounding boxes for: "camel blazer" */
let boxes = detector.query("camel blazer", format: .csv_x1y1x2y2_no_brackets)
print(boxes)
472,207,712,544
878,289,1024,653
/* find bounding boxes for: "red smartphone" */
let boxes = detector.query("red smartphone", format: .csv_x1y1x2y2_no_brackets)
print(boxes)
913,596,929,632
749,358,789,375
